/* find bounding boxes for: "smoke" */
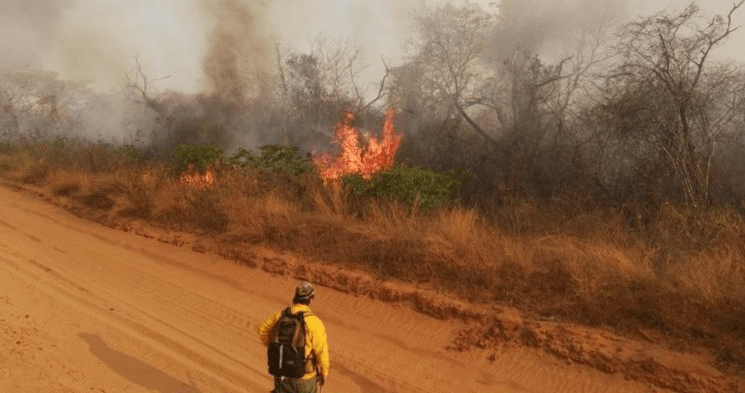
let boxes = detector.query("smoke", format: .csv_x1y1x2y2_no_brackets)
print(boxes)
201,0,270,106
0,0,275,149
56,1,213,93
487,0,627,61
0,0,741,92
0,0,74,67
0,0,216,93
0,0,742,151
488,0,745,62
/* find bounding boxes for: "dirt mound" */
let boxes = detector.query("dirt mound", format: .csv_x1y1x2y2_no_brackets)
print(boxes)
450,310,744,393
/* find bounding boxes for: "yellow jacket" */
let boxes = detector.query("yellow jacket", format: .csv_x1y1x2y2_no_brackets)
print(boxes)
257,304,330,380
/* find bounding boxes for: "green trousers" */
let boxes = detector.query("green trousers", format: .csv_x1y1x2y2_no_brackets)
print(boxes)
273,375,318,393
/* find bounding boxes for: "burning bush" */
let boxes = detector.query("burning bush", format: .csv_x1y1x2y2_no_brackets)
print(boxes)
313,109,402,181
311,108,468,211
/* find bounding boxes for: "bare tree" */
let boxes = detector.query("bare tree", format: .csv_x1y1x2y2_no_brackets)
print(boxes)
389,2,613,200
125,54,171,115
258,37,394,151
0,66,88,140
403,3,495,135
601,1,744,208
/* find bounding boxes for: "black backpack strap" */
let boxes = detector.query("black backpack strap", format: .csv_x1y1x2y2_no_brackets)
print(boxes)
289,309,312,321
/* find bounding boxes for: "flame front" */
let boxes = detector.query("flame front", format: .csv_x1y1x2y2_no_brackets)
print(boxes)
180,165,215,190
314,109,402,181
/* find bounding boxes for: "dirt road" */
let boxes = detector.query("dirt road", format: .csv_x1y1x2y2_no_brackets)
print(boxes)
0,184,663,393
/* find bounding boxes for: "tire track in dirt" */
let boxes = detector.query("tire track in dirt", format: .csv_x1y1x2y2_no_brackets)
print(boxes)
0,251,263,393
0,234,428,393
53,248,255,341
0,208,278,392
0,205,449,392
0,205,431,393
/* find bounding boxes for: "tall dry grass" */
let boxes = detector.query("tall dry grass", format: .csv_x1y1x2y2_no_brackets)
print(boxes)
1,142,744,357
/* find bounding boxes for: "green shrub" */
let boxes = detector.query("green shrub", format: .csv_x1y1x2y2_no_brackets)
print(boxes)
229,145,313,176
117,145,143,163
173,144,224,172
344,165,469,212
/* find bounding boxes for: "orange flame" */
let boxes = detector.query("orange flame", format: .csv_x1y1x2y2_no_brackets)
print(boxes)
314,109,402,181
180,165,215,189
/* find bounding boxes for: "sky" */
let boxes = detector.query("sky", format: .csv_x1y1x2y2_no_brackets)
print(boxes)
1,0,744,96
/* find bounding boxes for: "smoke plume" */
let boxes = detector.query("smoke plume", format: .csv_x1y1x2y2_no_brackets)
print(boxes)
202,0,270,107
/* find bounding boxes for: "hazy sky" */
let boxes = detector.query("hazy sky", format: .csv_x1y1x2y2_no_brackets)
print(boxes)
1,0,743,95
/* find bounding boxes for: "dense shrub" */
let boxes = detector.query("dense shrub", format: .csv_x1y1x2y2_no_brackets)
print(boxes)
229,145,313,176
172,144,224,172
343,165,469,211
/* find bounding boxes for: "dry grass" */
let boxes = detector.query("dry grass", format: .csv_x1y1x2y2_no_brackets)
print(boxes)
1,142,744,363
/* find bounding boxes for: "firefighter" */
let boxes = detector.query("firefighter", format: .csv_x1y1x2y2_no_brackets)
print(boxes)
257,282,330,393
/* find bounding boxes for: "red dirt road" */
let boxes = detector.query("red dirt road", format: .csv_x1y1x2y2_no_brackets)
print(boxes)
0,185,666,393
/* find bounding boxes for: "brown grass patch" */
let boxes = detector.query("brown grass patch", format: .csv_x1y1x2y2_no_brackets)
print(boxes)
1,142,744,378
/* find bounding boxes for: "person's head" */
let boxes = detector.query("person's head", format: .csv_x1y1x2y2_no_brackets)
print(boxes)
293,282,315,305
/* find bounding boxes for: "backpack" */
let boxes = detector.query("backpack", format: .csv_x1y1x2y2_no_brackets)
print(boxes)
267,308,312,378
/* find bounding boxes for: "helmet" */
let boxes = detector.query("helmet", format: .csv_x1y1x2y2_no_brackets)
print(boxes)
293,282,316,302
